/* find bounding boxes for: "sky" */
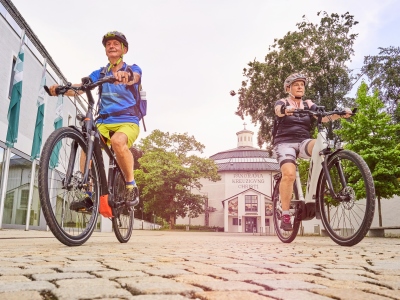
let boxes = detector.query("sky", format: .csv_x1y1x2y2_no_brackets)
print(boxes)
10,0,400,158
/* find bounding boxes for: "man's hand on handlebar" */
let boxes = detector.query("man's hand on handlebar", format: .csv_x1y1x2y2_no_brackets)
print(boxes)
48,84,60,97
113,70,139,85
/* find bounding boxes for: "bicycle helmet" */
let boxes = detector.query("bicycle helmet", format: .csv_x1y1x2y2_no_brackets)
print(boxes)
102,31,129,49
284,73,307,92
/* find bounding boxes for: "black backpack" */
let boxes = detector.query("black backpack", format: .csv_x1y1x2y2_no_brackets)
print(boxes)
272,99,309,144
96,64,147,131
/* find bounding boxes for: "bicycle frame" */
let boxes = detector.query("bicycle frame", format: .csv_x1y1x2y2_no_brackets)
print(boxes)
292,112,349,220
62,81,125,202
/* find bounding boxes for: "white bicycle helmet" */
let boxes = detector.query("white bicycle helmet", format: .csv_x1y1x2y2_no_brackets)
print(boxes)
284,73,307,92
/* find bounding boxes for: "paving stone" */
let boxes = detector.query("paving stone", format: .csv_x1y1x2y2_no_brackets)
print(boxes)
0,280,55,292
0,267,56,276
53,278,132,300
117,276,203,294
260,289,333,300
251,279,326,290
195,290,273,299
313,287,393,300
0,290,42,300
192,279,265,292
144,268,191,277
131,295,192,299
93,270,149,279
32,272,96,281
0,275,30,282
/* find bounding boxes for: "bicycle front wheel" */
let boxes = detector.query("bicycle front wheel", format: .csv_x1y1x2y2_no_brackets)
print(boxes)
112,170,134,243
38,127,100,246
318,150,375,246
272,175,301,243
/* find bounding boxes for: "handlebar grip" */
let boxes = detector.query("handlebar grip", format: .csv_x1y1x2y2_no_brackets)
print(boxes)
44,86,51,96
43,85,68,96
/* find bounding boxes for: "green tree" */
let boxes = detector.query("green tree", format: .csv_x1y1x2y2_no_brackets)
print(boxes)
336,82,400,226
235,11,358,151
362,46,400,116
135,130,221,229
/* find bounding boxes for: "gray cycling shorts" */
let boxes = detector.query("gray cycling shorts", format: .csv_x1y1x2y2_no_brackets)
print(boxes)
274,139,313,167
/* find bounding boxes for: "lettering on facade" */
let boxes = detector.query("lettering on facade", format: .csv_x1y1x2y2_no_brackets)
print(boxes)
232,173,264,189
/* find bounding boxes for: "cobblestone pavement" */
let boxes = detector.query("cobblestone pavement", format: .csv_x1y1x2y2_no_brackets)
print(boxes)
0,229,399,300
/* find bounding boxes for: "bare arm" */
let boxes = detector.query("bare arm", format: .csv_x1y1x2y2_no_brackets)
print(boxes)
48,83,83,97
321,108,352,122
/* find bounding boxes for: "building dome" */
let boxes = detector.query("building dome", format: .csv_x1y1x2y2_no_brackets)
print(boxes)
210,124,279,172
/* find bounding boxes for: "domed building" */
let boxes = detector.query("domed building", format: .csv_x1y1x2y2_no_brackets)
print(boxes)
179,124,280,234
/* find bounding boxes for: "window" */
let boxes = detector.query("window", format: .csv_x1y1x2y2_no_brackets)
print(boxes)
19,190,29,209
245,195,258,212
233,218,238,225
8,57,17,99
5,192,14,209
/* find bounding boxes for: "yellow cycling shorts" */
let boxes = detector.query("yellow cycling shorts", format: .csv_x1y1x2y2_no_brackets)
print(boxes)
96,122,140,148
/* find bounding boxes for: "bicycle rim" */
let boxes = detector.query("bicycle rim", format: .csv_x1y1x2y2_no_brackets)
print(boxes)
318,150,375,246
112,170,134,243
38,127,100,246
273,178,300,243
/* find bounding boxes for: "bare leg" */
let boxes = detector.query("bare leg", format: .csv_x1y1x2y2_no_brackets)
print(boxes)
110,132,134,182
279,162,297,211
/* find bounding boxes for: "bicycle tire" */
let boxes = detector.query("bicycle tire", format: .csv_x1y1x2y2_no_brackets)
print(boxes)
112,170,134,243
318,150,375,246
272,176,301,243
38,127,100,246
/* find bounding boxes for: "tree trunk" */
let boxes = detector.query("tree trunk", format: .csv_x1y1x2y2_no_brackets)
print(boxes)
169,214,175,230
378,196,382,227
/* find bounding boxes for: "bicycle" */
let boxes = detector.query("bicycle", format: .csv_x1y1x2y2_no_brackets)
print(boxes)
38,75,138,246
272,106,376,246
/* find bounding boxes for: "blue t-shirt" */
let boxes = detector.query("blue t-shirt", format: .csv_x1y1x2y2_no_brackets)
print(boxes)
89,63,142,124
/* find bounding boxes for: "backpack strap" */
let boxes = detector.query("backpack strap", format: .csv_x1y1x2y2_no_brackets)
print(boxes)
95,64,147,131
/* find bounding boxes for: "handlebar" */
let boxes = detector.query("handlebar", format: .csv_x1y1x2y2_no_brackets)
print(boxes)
290,106,357,118
44,75,132,96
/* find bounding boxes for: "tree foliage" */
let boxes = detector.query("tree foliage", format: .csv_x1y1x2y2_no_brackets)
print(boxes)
135,130,221,229
336,82,400,226
362,46,400,115
235,11,358,151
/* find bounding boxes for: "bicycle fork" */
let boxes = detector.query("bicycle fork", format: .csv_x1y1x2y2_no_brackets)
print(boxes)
321,150,348,201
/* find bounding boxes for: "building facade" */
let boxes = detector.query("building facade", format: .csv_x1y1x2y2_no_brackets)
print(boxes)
0,0,101,230
178,125,281,234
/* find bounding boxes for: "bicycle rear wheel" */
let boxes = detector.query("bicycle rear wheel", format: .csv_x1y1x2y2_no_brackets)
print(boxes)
38,127,100,246
272,175,301,243
318,150,375,246
112,170,134,243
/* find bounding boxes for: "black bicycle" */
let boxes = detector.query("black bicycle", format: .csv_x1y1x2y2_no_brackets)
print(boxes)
273,107,375,246
38,76,137,246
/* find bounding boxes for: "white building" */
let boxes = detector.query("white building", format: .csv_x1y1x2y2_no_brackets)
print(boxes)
0,0,102,230
179,125,280,234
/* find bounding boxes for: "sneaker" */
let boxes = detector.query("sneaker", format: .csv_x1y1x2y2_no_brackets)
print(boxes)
125,186,139,207
280,214,293,231
70,196,93,213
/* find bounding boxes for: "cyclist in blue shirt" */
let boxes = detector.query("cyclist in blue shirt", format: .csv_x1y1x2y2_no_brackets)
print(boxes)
48,31,141,211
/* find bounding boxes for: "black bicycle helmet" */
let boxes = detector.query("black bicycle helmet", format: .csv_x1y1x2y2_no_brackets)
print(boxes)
102,31,129,49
